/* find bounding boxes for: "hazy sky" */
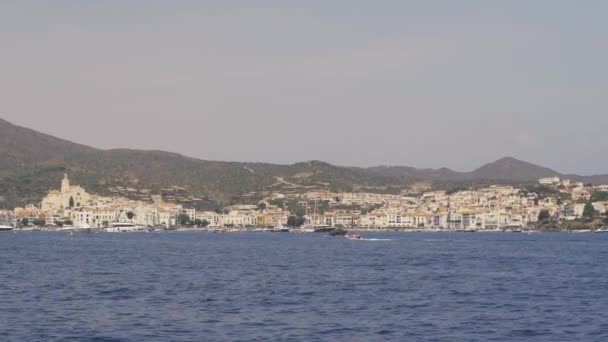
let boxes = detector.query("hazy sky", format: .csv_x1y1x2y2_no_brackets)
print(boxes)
1,1,607,174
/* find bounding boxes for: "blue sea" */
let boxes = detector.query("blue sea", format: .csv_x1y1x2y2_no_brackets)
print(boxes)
1,231,608,341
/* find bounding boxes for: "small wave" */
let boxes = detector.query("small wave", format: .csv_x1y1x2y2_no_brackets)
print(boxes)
360,238,393,241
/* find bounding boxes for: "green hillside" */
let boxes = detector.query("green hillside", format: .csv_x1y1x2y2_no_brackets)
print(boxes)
2,118,606,209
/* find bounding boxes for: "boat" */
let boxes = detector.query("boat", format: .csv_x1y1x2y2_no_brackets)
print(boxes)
308,199,333,233
594,227,608,233
0,225,14,232
268,223,290,232
344,233,361,240
105,222,149,232
328,228,347,236
313,225,334,233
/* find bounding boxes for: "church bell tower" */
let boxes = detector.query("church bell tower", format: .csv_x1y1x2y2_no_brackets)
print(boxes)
61,173,70,193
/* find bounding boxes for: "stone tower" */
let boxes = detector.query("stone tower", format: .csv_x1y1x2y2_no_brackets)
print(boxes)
61,173,70,193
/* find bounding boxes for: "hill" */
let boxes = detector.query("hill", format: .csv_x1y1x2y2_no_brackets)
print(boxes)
1,118,606,208
0,119,395,208
468,157,561,181
366,157,562,183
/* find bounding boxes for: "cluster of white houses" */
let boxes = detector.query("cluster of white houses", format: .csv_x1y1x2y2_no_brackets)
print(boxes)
2,174,608,230
299,177,608,229
9,175,183,228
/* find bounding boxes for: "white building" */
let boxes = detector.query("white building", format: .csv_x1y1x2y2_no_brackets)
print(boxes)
539,177,561,185
183,208,196,221
41,174,91,213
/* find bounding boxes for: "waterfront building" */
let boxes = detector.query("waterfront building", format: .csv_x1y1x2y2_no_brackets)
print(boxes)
0,210,15,227
183,208,196,221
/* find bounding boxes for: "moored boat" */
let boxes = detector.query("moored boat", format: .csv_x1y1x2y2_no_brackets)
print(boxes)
105,222,149,232
313,225,334,233
328,228,347,236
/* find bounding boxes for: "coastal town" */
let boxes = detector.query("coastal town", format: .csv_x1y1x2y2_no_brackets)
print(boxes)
1,173,608,232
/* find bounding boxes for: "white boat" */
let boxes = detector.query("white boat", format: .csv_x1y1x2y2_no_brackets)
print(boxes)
0,225,14,231
71,224,91,230
594,227,608,233
105,222,149,233
105,226,149,233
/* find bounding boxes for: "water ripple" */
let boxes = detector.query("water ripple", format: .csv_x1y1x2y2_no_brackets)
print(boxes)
1,232,608,341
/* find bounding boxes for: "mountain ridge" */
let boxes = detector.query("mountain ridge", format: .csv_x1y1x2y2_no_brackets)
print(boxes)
1,118,607,207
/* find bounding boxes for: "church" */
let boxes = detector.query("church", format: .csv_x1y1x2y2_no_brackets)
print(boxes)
41,174,91,213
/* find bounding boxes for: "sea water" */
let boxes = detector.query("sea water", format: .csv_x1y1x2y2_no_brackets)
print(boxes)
1,232,607,341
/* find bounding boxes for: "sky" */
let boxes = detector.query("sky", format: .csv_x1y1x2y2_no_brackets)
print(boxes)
1,1,607,174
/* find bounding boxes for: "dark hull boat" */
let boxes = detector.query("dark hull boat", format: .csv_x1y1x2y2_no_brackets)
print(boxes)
328,228,347,236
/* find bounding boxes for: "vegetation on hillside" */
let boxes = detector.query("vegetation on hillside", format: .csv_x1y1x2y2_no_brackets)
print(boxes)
3,118,608,211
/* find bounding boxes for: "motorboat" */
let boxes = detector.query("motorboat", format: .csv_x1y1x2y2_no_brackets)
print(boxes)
0,225,14,232
594,227,608,233
344,233,361,240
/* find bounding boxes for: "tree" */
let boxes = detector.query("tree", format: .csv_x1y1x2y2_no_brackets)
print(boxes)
21,218,29,226
538,210,551,223
126,211,135,220
287,215,306,227
446,186,467,195
257,202,267,211
32,219,46,227
524,184,560,199
269,198,284,207
178,213,190,226
192,218,210,227
591,191,608,202
583,202,596,219
64,220,73,226
69,196,75,208
296,216,306,227
102,221,109,228
285,200,306,217
287,216,298,227
55,221,64,227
